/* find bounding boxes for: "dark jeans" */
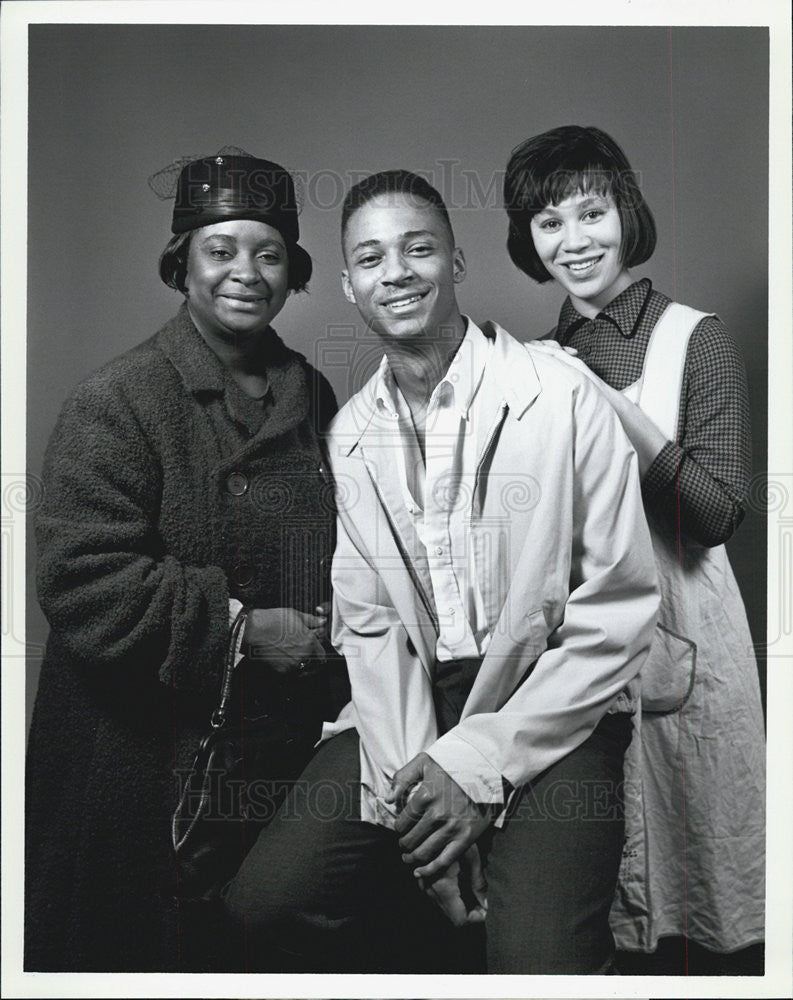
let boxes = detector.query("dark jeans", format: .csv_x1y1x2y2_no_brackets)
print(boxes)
222,713,631,973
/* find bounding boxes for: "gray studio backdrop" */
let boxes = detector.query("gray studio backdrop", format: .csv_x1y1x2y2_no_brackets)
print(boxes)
25,25,768,730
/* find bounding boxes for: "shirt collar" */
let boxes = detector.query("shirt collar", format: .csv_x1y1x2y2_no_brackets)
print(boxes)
374,316,492,420
556,278,653,343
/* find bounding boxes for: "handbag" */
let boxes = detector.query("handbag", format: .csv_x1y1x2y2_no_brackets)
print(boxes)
172,608,328,901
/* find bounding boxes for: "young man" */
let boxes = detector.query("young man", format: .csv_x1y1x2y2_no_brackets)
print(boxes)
223,170,659,973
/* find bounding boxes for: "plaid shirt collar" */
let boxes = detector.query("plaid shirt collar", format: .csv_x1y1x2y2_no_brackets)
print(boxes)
556,277,653,343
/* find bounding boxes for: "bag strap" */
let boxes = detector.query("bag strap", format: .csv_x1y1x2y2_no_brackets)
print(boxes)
633,302,711,440
211,606,248,729
171,606,248,855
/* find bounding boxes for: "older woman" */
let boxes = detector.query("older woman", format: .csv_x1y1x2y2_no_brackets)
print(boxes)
25,152,344,971
502,125,765,967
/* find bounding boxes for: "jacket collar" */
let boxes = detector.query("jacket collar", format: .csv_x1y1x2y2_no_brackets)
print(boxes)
477,318,542,420
556,277,653,343
157,301,296,393
156,302,311,446
157,302,228,393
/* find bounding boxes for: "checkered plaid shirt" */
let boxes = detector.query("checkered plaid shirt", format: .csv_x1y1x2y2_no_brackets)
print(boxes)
551,279,751,546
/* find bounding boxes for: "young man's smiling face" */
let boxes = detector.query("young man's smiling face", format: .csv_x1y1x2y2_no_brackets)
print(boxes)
341,192,466,342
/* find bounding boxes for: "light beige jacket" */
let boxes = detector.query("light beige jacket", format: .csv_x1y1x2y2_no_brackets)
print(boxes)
323,321,659,828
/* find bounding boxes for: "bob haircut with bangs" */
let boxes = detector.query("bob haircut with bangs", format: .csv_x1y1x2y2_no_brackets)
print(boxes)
504,125,657,284
158,230,312,295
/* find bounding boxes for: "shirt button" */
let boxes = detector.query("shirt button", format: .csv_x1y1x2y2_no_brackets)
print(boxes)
448,608,456,616
435,546,443,556
226,472,249,496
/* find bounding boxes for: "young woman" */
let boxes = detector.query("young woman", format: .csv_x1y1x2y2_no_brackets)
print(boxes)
502,125,765,962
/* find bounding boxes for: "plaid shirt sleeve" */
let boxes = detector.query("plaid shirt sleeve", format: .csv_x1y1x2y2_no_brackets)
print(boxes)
642,316,752,546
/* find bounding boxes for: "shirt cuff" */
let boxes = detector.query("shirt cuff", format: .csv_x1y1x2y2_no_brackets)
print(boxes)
425,731,506,810
641,439,679,499
228,598,245,668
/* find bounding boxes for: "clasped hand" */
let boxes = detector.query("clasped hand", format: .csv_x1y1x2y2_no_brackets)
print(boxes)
387,752,492,924
417,846,487,927
241,604,328,676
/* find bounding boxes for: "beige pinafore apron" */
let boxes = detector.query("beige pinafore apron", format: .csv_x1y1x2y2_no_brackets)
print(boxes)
609,303,766,953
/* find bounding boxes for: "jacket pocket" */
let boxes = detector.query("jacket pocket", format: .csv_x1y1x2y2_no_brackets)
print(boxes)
640,623,697,714
523,606,549,661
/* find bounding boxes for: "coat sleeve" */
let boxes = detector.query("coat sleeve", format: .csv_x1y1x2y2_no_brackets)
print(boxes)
35,377,230,692
426,375,660,802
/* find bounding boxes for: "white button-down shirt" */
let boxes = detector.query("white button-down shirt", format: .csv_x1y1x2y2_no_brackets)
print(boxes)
373,319,494,661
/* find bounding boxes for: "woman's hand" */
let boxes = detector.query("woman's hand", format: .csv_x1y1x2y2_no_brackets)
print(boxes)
241,606,328,676
530,340,625,411
528,338,579,359
531,341,621,400
531,340,667,478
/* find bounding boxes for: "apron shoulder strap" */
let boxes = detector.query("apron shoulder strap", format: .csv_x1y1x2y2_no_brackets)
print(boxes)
634,302,711,440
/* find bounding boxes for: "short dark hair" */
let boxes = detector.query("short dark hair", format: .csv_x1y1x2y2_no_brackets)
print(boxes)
503,125,657,284
158,229,312,294
341,169,454,251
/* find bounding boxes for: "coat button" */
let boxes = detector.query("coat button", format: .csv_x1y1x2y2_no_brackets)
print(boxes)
235,563,254,587
226,472,249,496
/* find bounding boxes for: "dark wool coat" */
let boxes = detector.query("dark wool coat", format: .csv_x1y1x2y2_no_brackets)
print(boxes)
25,305,340,971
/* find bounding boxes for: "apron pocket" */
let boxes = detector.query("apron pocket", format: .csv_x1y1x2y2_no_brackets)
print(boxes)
640,623,697,714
